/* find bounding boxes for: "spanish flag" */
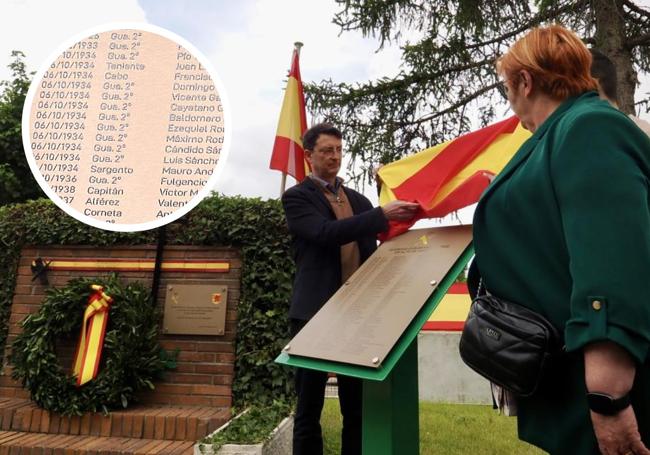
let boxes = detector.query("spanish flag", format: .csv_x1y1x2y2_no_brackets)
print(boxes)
269,44,309,182
378,116,531,240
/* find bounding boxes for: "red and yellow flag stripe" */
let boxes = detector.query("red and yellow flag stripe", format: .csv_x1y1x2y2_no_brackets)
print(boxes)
269,47,310,181
378,116,531,239
46,258,229,273
422,282,471,331
72,285,112,386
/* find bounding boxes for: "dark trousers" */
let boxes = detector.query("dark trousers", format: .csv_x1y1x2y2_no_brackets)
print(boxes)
291,319,362,455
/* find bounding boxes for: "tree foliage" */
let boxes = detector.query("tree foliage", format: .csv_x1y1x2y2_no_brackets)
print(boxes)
0,51,43,205
307,0,650,185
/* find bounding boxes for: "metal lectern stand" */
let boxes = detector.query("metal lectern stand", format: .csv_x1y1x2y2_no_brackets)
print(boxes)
276,244,474,455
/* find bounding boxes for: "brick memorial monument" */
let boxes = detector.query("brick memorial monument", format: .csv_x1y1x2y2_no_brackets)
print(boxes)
0,244,241,454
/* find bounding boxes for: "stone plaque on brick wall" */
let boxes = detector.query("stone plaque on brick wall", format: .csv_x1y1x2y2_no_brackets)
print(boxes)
163,284,228,335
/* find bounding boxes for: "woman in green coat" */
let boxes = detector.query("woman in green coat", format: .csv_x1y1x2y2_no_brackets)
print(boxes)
473,25,650,454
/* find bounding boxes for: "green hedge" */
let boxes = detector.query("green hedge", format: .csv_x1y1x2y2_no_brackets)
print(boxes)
0,195,295,405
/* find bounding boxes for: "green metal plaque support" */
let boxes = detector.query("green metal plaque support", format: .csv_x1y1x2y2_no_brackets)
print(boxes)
362,338,419,455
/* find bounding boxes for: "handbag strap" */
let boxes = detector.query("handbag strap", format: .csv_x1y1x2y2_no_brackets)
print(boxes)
478,278,488,297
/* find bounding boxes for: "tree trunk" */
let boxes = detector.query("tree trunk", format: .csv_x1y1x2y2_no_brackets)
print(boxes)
593,0,637,115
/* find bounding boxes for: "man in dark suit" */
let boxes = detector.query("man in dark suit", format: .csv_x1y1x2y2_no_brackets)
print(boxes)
282,123,418,455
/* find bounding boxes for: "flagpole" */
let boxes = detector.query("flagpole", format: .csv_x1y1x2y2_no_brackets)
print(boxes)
280,173,287,196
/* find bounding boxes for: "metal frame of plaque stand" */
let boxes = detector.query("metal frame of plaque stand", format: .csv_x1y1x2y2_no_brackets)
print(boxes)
276,244,474,455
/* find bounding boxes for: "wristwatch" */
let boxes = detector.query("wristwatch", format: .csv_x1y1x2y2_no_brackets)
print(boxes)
586,392,631,416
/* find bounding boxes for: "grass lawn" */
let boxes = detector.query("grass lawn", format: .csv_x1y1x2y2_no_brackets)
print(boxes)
322,398,545,454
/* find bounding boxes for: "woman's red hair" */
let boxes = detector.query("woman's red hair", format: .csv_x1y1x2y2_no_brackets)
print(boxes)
497,25,598,99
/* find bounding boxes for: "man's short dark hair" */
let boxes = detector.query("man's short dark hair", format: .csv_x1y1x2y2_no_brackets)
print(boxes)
590,49,618,103
302,123,342,151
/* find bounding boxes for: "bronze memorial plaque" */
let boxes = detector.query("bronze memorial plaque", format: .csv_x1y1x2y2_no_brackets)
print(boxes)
286,225,472,368
163,284,228,335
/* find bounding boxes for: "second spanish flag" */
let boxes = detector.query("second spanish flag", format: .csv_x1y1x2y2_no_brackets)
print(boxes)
269,46,309,182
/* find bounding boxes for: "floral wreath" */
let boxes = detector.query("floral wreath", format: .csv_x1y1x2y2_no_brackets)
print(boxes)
10,275,172,415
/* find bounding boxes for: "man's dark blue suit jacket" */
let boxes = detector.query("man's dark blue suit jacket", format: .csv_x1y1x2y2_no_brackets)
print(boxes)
281,177,388,321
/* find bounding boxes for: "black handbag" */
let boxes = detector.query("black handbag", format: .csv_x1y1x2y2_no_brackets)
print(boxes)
459,292,562,397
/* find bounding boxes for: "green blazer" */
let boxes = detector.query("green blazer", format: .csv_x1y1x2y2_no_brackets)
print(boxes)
473,91,650,454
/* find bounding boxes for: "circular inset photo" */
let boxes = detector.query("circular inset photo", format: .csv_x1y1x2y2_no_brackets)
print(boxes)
23,23,230,231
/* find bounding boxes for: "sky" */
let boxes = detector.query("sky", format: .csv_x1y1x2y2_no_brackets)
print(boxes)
2,0,650,226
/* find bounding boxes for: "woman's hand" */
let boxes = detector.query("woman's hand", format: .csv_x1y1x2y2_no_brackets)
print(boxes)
590,407,649,455
585,342,649,454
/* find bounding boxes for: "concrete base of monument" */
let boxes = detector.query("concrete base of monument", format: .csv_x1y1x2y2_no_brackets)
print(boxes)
417,331,492,404
194,412,294,455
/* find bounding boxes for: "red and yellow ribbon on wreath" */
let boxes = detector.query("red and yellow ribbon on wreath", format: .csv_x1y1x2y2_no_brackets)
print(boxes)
72,284,113,386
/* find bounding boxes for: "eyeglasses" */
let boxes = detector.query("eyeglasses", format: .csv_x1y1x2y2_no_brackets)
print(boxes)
313,146,342,156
